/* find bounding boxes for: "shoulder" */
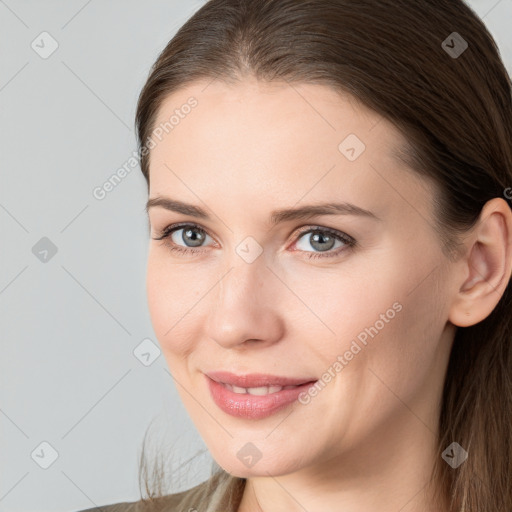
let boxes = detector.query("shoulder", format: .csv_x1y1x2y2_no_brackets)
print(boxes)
72,472,246,512
72,493,182,512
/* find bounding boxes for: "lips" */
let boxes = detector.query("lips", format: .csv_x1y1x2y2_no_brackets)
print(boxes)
206,371,316,388
205,371,318,419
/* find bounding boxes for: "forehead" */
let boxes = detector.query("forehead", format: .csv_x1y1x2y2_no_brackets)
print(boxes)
150,77,397,160
147,78,431,224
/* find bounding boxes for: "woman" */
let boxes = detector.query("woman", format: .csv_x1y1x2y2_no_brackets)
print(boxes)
77,0,512,510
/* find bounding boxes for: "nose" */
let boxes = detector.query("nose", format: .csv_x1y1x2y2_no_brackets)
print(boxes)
206,258,285,350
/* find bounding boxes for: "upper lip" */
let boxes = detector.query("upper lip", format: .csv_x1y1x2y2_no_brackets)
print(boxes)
205,371,317,388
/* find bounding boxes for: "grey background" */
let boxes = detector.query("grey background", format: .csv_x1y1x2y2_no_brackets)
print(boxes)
0,1,511,511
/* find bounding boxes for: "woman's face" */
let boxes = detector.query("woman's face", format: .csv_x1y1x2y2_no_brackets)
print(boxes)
145,78,457,478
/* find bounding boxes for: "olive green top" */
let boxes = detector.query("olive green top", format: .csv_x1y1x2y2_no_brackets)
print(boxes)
75,471,246,512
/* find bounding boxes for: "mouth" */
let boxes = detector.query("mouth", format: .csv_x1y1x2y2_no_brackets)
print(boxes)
206,370,316,388
220,383,303,395
205,371,318,419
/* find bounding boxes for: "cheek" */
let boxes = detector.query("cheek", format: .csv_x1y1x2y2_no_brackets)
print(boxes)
307,242,447,381
292,259,448,449
146,251,203,358
280,254,409,353
326,252,448,405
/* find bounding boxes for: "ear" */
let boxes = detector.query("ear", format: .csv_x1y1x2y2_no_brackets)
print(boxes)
449,197,512,327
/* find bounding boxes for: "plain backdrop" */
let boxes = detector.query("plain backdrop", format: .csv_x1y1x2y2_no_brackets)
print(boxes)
1,1,511,511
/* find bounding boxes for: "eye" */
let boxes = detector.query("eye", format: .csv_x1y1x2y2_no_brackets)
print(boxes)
153,223,214,255
291,226,356,260
152,223,356,259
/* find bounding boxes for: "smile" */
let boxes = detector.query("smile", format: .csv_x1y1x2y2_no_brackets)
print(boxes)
205,371,317,419
221,383,302,395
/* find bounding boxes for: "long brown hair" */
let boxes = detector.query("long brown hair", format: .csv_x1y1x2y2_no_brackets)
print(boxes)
135,1,512,510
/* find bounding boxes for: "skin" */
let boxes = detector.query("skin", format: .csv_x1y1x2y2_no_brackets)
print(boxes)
145,77,512,512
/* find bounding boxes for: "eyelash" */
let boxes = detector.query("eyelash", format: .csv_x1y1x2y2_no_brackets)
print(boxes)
152,222,357,260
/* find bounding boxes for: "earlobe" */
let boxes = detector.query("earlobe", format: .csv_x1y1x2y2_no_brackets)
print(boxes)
449,198,512,328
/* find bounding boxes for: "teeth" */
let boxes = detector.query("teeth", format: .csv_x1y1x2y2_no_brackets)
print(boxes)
223,384,295,395
248,386,281,395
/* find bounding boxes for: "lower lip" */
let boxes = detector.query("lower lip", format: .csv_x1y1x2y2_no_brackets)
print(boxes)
206,375,317,419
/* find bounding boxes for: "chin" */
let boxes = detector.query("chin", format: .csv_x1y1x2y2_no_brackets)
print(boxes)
210,444,309,479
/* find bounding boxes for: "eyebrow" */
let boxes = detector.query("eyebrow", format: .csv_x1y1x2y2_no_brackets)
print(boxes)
146,196,380,224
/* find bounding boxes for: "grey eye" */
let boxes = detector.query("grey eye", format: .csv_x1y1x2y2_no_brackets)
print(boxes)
295,230,345,253
172,226,211,248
